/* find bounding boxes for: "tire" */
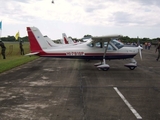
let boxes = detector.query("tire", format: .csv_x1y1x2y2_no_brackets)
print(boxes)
101,67,109,71
129,66,136,70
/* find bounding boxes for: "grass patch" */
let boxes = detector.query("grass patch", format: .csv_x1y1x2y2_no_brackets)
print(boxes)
0,42,39,73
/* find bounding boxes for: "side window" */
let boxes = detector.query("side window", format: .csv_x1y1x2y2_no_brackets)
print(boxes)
95,42,103,48
104,44,115,50
87,41,115,50
87,42,94,47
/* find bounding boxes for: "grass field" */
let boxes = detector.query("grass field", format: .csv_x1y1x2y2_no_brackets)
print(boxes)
0,42,38,73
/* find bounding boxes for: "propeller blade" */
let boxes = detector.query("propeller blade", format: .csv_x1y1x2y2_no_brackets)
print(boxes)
138,46,143,60
137,36,140,46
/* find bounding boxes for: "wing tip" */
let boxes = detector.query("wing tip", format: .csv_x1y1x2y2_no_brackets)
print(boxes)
25,52,39,56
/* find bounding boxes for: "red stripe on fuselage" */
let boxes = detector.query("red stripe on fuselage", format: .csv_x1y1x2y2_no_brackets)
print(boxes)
39,52,66,56
38,52,136,57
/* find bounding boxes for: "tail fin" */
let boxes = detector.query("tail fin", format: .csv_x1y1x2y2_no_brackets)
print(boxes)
62,33,69,44
68,37,74,44
27,27,50,52
44,36,59,47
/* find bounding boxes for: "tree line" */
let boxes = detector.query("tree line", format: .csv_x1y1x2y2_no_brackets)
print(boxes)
1,36,28,42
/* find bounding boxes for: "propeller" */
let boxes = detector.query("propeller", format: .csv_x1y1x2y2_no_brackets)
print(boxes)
138,45,143,60
137,36,143,60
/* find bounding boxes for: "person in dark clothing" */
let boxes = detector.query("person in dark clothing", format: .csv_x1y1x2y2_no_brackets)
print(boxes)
155,39,160,61
19,40,24,55
0,40,6,59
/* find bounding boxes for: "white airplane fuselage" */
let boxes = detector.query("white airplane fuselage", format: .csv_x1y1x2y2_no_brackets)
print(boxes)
38,42,138,60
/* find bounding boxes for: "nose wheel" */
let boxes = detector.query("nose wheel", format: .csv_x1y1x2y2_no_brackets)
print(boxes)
124,59,137,70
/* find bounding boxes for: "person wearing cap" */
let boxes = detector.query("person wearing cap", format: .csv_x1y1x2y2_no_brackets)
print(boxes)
155,39,160,61
19,40,24,55
0,40,6,59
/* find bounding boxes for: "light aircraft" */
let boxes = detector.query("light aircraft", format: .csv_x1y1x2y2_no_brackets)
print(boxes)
62,33,69,44
44,33,72,45
26,27,143,71
44,34,84,47
62,33,81,45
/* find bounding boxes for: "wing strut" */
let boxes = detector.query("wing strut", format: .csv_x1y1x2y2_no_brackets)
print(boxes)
103,40,109,60
97,40,110,71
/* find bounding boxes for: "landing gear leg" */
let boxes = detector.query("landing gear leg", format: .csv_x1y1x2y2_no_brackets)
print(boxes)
97,41,110,71
124,58,137,70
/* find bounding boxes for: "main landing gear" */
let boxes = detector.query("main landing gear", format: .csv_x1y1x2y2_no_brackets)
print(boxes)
96,60,110,71
95,64,110,71
100,67,110,71
129,66,136,70
94,42,110,71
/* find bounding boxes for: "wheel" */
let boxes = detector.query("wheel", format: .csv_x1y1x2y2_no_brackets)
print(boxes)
129,66,136,70
101,67,109,71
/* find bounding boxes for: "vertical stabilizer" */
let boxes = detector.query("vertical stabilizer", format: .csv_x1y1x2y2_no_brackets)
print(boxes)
68,37,74,44
62,33,69,44
44,36,60,47
27,27,51,52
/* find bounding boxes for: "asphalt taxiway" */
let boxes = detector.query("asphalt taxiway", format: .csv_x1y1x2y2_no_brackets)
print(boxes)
0,46,160,120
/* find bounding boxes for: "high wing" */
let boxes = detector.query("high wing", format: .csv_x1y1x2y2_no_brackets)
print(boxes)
91,35,122,43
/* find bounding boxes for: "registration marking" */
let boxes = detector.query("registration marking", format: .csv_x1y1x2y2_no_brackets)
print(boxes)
114,87,142,119
66,52,85,56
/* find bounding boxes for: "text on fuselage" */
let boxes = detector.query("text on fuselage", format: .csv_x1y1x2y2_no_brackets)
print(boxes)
66,52,85,56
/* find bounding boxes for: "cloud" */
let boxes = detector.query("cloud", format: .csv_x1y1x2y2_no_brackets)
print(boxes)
1,0,160,39
134,0,160,6
1,0,160,27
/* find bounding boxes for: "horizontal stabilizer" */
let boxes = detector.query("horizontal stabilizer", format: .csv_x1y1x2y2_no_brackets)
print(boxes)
25,52,39,56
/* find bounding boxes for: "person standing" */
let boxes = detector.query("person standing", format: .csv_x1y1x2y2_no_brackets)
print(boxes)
144,42,148,49
155,39,160,61
0,40,6,59
19,40,24,55
148,42,151,50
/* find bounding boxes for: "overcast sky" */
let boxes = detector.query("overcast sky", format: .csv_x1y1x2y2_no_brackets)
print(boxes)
0,0,160,40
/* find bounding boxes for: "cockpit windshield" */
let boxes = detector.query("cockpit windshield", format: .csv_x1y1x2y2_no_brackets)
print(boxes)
110,39,124,49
